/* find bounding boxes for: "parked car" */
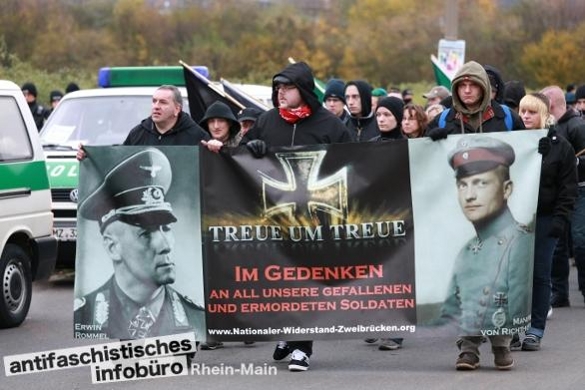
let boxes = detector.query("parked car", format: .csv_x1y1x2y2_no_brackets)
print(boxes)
0,80,57,328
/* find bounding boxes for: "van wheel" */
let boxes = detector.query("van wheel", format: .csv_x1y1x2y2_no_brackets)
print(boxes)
0,244,32,328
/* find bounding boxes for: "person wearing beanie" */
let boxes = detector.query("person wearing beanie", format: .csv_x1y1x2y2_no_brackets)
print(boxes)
370,96,404,141
323,78,349,126
365,95,406,351
21,82,47,131
199,101,241,147
503,80,526,113
574,84,585,115
65,82,80,94
402,89,414,105
236,107,263,139
344,80,380,142
44,90,64,119
483,65,506,104
371,87,388,112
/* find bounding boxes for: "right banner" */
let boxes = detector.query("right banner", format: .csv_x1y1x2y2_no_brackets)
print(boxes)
411,130,544,337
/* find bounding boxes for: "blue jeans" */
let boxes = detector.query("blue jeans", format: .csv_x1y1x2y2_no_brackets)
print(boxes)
529,215,558,338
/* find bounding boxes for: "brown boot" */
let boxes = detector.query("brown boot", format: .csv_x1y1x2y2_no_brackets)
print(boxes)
456,352,480,370
492,346,514,370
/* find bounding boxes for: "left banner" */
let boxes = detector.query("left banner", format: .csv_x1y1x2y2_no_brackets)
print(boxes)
73,146,206,340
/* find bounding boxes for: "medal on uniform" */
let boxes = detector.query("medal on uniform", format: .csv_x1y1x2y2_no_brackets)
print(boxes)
468,237,483,254
128,307,156,338
95,293,109,326
491,292,508,328
171,291,188,327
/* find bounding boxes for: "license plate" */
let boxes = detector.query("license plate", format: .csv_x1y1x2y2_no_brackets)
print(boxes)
54,227,77,241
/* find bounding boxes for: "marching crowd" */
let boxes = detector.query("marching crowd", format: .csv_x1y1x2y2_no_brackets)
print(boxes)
71,59,584,373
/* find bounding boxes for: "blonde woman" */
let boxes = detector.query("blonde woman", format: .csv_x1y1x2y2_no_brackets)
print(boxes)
514,93,577,351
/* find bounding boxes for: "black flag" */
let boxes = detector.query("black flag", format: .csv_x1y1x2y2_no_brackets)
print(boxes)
220,78,269,112
181,62,244,124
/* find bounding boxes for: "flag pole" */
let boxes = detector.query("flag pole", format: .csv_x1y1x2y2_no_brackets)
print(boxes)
179,60,245,110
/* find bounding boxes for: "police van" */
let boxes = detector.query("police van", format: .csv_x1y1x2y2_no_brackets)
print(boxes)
40,66,271,268
40,67,194,268
0,80,57,328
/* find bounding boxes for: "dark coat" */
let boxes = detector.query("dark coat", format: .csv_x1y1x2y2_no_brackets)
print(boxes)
537,129,578,223
428,100,525,134
123,111,210,146
553,109,585,183
244,62,351,147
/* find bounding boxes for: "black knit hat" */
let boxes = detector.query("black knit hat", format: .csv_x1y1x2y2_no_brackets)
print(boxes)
199,101,240,135
376,96,404,123
65,82,80,93
49,90,64,102
21,82,37,97
324,78,346,103
503,80,526,110
575,85,585,101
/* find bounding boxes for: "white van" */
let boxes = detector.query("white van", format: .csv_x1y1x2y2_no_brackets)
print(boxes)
0,80,57,328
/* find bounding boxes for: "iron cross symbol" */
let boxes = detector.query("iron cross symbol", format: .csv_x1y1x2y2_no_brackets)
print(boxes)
493,292,508,307
259,151,348,221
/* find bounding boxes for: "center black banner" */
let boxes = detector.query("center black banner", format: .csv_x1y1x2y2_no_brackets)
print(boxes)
200,141,416,340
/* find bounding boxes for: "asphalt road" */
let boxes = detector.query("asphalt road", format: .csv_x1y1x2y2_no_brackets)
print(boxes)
1,268,583,390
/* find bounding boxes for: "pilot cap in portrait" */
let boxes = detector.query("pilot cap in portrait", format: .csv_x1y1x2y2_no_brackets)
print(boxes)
448,136,515,179
79,148,177,232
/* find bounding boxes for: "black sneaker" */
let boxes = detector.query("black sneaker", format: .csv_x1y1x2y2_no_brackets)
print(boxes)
521,334,541,351
200,341,224,350
273,341,291,361
288,349,310,371
510,334,521,351
550,296,570,308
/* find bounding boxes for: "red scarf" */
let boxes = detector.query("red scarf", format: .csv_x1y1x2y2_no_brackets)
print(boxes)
279,105,312,124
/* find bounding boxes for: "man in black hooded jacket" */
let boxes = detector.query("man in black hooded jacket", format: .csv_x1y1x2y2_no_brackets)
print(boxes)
241,62,351,372
344,80,380,142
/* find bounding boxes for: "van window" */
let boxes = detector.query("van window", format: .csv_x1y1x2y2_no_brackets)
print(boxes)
0,97,33,161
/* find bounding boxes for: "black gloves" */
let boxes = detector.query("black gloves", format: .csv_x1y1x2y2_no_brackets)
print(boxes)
549,217,566,238
538,137,552,156
246,139,267,158
427,127,449,141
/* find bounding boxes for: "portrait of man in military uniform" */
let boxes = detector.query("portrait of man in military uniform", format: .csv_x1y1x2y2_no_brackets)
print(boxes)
73,147,205,340
439,136,534,370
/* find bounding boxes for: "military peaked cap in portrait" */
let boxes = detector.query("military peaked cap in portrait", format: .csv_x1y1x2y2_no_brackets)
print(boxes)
79,148,177,232
448,136,515,179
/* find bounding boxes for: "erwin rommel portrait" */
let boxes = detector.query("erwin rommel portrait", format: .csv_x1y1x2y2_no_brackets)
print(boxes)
73,148,205,340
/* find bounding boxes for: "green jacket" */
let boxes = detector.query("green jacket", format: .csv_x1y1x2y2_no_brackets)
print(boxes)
441,208,534,335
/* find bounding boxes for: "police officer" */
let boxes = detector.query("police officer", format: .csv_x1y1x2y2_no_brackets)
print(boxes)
73,148,205,340
21,82,48,131
440,136,533,371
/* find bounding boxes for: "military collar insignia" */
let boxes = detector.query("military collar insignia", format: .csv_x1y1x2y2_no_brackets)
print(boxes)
469,237,483,254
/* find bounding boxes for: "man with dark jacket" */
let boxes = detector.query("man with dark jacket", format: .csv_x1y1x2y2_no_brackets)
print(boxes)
541,85,585,307
344,80,380,142
21,82,48,131
124,85,209,145
242,62,352,372
427,61,525,137
77,85,209,160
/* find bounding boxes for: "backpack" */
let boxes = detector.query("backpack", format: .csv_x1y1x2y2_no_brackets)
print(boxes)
438,104,513,131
